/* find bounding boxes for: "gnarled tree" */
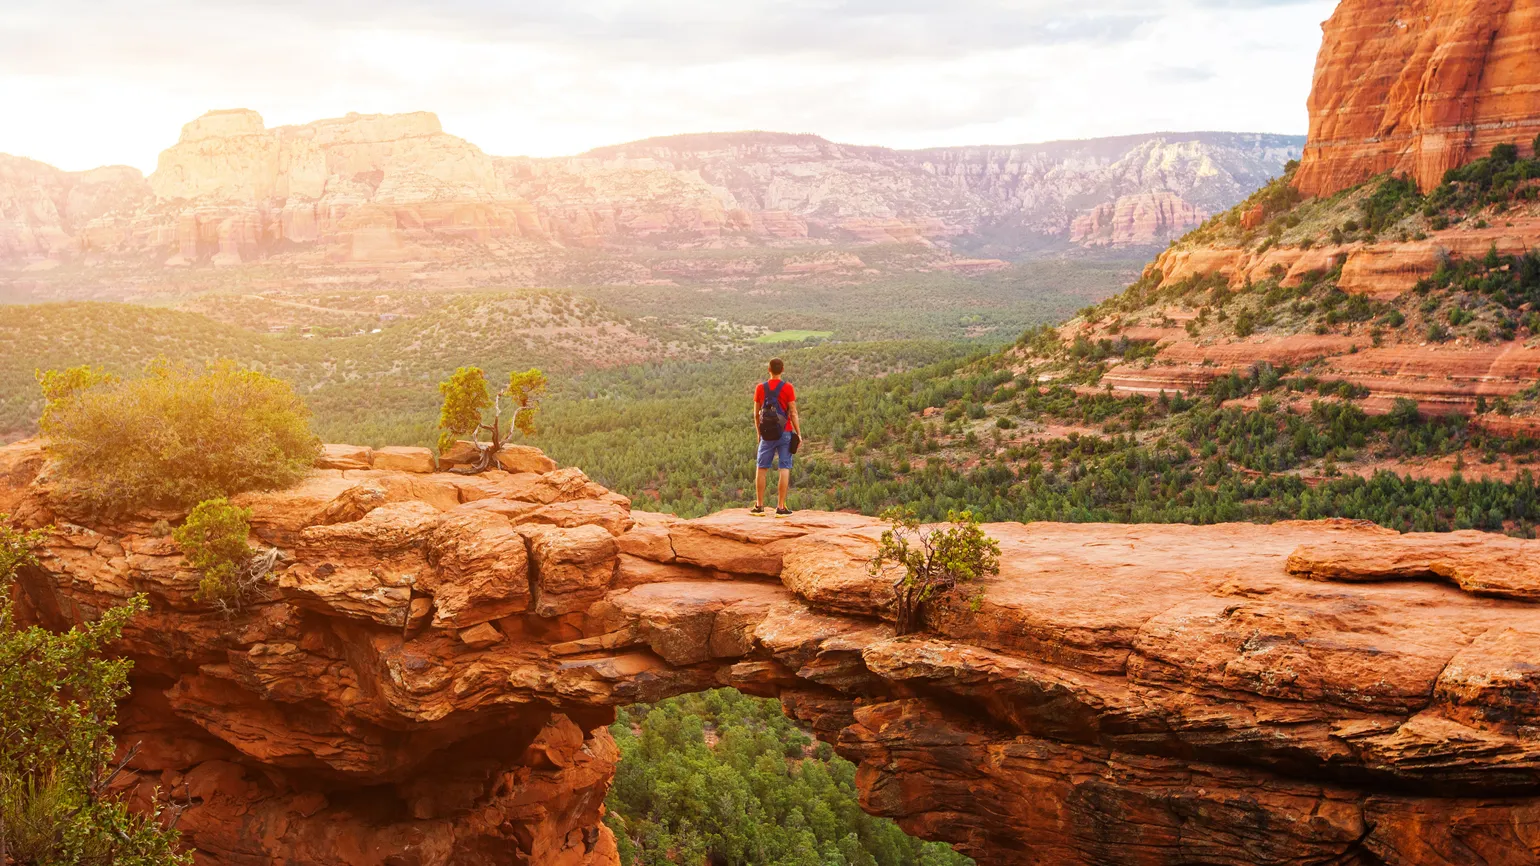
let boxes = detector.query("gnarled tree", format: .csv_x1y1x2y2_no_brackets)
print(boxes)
868,508,1001,634
437,366,548,474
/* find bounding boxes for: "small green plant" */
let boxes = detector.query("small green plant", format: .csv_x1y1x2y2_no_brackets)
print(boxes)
868,508,1001,635
1,517,191,865
436,366,549,473
173,499,262,613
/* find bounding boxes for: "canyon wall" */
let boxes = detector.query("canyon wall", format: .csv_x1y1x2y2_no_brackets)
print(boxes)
7,438,1540,865
0,112,1301,268
1295,0,1540,196
0,154,151,260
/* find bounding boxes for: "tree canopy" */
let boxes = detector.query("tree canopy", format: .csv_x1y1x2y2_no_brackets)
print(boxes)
0,517,190,865
605,689,971,866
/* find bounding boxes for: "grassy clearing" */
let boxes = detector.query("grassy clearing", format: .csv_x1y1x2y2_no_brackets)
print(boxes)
753,329,834,344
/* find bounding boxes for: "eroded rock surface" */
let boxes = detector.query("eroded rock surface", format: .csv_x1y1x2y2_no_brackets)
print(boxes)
7,441,1540,865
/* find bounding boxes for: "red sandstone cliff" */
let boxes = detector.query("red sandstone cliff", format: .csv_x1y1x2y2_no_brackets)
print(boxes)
7,438,1540,864
1295,0,1540,196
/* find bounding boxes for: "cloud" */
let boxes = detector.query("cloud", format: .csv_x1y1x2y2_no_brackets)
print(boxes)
0,0,1337,171
1153,65,1218,83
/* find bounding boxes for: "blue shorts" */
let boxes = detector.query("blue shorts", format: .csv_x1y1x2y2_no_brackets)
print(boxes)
757,431,793,470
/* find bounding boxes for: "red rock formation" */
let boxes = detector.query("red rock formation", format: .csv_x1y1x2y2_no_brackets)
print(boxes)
1070,191,1206,247
8,439,1540,864
2,120,1301,270
1295,0,1540,196
1092,330,1540,416
0,155,150,260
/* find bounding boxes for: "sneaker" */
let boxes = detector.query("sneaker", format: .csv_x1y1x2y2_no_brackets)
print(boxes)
775,507,794,518
749,505,767,516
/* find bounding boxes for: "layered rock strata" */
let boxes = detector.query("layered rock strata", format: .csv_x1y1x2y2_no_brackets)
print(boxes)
1091,330,1540,417
1295,0,1540,196
7,439,1540,864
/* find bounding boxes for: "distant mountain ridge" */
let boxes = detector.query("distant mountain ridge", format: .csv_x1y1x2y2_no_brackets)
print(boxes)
0,110,1301,271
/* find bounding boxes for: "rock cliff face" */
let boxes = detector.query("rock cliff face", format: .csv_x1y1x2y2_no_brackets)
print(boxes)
0,155,151,260
1295,0,1540,196
1078,0,1540,422
1069,191,1206,247
7,438,1540,865
0,113,1301,268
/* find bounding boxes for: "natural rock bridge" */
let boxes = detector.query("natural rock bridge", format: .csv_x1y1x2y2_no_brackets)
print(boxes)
6,439,1540,865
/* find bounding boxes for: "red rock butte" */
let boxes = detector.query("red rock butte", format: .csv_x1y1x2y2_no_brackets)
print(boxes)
1295,0,1540,196
7,438,1540,865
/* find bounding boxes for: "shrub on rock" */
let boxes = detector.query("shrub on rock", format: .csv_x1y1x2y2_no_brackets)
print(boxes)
37,360,319,511
173,498,261,612
868,508,1001,634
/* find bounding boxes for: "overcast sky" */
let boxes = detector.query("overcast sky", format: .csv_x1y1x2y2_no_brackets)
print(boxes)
1,0,1337,173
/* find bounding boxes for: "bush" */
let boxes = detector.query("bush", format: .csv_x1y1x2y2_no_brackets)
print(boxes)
868,508,1000,634
1,518,191,865
1233,310,1256,338
173,498,257,611
38,361,319,511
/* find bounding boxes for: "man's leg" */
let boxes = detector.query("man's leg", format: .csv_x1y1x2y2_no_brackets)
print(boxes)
776,468,790,509
755,468,768,507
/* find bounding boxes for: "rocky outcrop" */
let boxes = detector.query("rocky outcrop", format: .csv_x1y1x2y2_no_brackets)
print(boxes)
1295,0,1540,196
1093,330,1540,416
1147,211,1540,299
0,154,151,261
7,439,1540,864
1069,191,1205,247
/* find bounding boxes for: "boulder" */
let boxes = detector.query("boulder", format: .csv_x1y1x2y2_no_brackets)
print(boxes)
458,622,504,649
527,524,619,616
496,444,558,474
616,512,678,562
423,510,531,628
436,439,485,466
370,446,436,473
523,499,634,537
315,443,373,471
1287,531,1540,600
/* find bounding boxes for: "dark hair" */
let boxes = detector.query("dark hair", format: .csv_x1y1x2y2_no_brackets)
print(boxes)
768,358,785,375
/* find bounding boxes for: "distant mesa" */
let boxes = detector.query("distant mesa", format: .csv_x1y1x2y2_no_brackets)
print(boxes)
0,108,1302,271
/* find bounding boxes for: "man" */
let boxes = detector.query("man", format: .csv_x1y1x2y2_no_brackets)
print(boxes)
752,357,800,517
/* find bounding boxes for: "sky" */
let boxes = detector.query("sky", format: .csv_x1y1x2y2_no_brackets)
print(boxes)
1,0,1337,173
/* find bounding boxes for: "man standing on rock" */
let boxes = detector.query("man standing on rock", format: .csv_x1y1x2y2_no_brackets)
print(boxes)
752,357,800,517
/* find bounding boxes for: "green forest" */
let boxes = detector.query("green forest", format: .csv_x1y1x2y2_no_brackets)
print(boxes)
605,690,969,866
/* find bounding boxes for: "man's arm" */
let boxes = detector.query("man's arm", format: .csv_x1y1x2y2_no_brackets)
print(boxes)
788,400,800,434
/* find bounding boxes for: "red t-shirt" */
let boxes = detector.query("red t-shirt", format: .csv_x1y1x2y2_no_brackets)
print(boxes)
755,379,796,426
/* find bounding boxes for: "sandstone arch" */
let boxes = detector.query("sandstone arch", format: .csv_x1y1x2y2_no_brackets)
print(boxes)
6,438,1540,865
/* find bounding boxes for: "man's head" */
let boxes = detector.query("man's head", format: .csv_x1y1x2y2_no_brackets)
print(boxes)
768,358,784,377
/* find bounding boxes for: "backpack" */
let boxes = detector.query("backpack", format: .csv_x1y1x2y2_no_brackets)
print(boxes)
757,380,788,441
